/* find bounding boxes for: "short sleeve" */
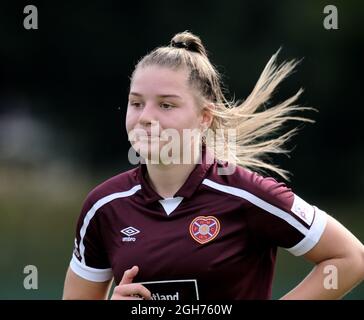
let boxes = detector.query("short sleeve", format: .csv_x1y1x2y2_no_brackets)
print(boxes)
246,176,328,256
69,194,113,282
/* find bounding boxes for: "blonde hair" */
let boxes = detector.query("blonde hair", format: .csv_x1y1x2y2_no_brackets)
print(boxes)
132,31,315,181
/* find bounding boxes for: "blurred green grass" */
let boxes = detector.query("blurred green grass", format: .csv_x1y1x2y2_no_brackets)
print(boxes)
1,167,363,299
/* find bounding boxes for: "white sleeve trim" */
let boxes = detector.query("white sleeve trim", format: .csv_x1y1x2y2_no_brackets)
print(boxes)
286,206,328,256
79,185,141,263
70,255,113,282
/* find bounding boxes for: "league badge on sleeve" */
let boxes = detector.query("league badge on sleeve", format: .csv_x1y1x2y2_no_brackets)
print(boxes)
291,194,315,226
189,216,220,244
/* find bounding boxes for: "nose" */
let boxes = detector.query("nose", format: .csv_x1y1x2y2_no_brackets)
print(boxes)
138,103,157,126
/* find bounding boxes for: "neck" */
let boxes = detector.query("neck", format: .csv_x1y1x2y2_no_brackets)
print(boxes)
145,162,197,199
145,146,203,199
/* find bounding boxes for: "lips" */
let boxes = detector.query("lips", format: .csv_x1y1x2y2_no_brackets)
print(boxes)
146,133,159,137
139,134,159,139
133,128,160,138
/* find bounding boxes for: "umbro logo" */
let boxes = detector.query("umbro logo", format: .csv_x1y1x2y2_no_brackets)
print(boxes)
121,226,140,242
121,226,140,236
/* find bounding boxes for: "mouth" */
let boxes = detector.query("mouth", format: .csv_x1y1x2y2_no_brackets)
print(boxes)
139,134,160,140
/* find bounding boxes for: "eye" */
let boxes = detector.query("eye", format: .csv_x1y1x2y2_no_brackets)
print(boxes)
129,101,143,108
160,103,174,110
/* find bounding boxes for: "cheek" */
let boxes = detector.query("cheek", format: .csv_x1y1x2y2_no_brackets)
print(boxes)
173,105,200,127
181,111,202,129
125,110,135,132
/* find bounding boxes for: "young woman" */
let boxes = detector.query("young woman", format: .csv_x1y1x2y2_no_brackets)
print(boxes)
62,31,364,300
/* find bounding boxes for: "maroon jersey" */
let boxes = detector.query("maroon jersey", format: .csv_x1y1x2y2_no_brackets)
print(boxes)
70,147,327,299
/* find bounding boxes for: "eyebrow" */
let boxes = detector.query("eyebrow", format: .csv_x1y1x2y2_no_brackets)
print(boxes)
129,92,182,99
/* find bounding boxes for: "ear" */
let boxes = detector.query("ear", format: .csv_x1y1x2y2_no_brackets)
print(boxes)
200,103,214,130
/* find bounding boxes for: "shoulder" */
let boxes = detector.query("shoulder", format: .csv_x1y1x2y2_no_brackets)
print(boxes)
82,166,140,210
204,161,294,211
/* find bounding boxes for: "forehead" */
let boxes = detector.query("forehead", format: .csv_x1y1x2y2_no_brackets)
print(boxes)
130,66,190,95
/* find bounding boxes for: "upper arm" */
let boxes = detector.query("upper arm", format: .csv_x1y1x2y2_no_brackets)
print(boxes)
245,175,328,256
63,267,113,300
65,191,114,298
303,214,364,264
